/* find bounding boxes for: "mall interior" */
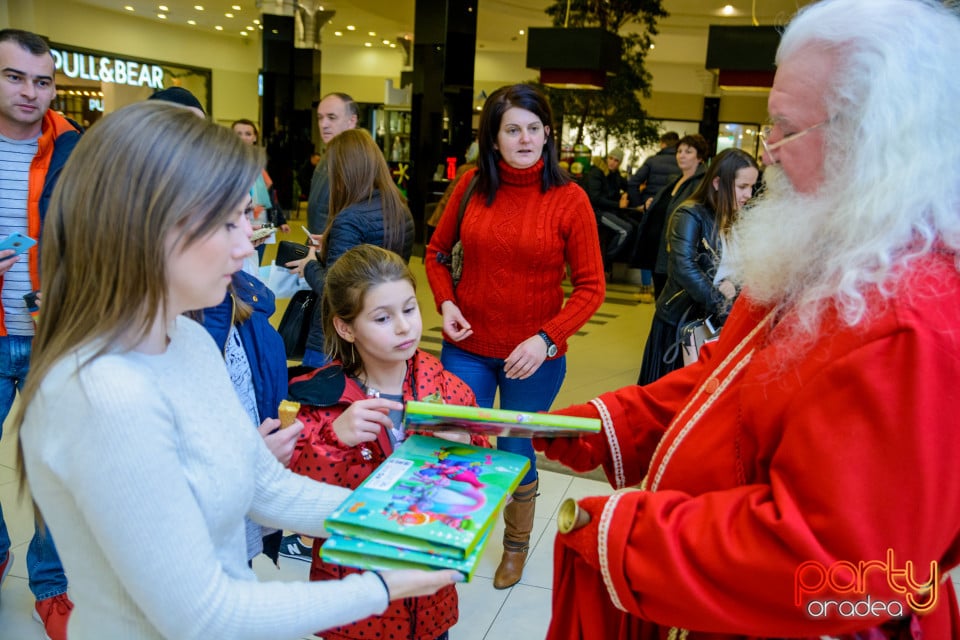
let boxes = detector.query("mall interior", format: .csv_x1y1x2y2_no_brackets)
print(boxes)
3,1,959,638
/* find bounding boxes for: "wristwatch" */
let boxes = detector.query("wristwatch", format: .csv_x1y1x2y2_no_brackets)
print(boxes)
537,330,558,358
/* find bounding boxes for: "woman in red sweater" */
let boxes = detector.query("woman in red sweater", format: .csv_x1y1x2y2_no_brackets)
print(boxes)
425,83,605,589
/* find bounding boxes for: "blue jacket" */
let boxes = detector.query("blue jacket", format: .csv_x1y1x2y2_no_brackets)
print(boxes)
301,191,415,354
200,270,288,421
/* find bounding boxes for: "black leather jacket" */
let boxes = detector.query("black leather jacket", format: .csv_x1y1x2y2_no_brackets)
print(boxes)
654,202,726,326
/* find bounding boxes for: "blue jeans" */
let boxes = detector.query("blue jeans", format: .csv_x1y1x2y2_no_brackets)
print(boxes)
641,269,653,287
0,335,68,600
440,341,566,485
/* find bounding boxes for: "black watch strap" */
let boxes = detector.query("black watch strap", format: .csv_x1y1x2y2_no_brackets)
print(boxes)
538,330,558,357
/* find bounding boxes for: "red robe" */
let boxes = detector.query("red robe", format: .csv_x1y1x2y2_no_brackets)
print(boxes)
538,251,960,639
289,350,488,640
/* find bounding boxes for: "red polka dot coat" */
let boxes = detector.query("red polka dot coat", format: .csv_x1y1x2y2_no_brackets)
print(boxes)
288,349,487,640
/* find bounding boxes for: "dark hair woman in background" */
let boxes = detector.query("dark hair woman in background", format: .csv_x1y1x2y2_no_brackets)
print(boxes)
638,147,759,384
425,84,605,589
632,133,709,300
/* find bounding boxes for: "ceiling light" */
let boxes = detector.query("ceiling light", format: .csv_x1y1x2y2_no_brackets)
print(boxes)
722,4,735,15
389,43,396,48
215,25,223,30
253,19,259,24
188,19,196,25
381,39,389,45
346,25,355,31
334,31,342,36
194,5,204,10
368,31,376,36
124,5,134,10
519,29,525,35
232,4,241,9
159,4,168,10
650,43,655,49
364,42,372,47
246,26,254,31
158,13,167,19
225,12,234,18
240,31,247,36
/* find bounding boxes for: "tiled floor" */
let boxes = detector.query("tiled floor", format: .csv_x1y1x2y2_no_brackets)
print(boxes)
3,225,958,638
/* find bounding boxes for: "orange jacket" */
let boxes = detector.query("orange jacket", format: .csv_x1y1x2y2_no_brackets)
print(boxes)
0,110,81,336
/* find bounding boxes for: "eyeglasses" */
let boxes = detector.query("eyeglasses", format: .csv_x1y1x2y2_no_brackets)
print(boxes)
759,120,829,159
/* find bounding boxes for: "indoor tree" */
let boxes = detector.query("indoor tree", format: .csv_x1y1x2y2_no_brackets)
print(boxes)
540,0,668,154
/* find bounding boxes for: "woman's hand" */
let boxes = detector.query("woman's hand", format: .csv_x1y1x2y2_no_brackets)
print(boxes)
257,418,304,466
332,397,403,447
503,335,548,380
718,279,737,300
377,569,464,600
440,300,473,342
619,192,629,208
285,246,317,276
305,232,324,250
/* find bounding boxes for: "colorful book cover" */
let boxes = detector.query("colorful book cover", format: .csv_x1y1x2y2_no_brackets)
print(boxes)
324,435,529,560
403,400,601,438
320,529,492,581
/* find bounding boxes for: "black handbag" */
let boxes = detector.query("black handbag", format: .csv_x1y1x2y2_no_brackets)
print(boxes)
435,175,479,288
275,240,309,267
276,288,318,360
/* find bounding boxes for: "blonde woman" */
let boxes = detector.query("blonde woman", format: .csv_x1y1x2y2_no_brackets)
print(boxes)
15,102,459,640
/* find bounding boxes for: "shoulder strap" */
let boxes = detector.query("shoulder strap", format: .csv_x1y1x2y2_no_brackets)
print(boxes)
454,174,480,244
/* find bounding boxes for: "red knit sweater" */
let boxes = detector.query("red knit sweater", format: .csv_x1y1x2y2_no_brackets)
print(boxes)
425,160,605,359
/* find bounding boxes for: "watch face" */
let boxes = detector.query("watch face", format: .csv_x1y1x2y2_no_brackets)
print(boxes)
547,344,558,358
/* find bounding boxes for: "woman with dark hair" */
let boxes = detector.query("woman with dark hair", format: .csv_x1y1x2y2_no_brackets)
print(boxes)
632,133,709,300
231,118,289,265
425,83,605,589
288,128,414,368
638,148,759,384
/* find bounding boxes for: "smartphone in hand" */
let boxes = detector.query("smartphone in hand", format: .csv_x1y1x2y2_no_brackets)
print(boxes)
0,232,37,258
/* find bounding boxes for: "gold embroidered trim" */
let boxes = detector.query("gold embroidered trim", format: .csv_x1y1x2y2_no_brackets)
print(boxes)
643,310,774,492
590,397,625,489
598,491,628,612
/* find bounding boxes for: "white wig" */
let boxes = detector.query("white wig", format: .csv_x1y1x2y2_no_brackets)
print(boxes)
734,0,960,340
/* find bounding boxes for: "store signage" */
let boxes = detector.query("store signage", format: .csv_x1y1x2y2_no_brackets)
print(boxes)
50,50,164,89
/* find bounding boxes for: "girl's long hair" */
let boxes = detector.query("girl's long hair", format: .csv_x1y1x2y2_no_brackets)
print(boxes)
14,101,261,486
321,129,411,263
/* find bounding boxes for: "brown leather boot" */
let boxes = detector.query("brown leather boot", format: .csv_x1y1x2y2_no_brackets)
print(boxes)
493,479,538,589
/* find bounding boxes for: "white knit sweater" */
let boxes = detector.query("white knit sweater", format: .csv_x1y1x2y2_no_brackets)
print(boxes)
20,316,388,640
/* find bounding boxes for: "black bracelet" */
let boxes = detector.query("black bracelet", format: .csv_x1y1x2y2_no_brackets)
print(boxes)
371,571,390,600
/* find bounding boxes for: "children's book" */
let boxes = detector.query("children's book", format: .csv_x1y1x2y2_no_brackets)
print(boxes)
320,529,492,581
403,400,601,438
324,435,529,560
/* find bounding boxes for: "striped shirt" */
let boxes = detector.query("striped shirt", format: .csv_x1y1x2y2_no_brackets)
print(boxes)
0,133,39,336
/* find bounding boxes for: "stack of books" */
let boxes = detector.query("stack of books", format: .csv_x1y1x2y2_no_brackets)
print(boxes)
321,435,529,580
321,406,600,579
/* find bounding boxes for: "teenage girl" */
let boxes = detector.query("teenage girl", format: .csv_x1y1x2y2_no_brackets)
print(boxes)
289,244,488,640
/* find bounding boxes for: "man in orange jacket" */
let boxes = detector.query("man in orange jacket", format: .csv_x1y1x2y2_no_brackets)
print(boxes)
0,28,80,640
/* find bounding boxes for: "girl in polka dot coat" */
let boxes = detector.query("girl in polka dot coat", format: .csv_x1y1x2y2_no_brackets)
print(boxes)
287,245,488,640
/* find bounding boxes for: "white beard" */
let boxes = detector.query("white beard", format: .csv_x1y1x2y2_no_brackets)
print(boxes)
730,165,834,308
